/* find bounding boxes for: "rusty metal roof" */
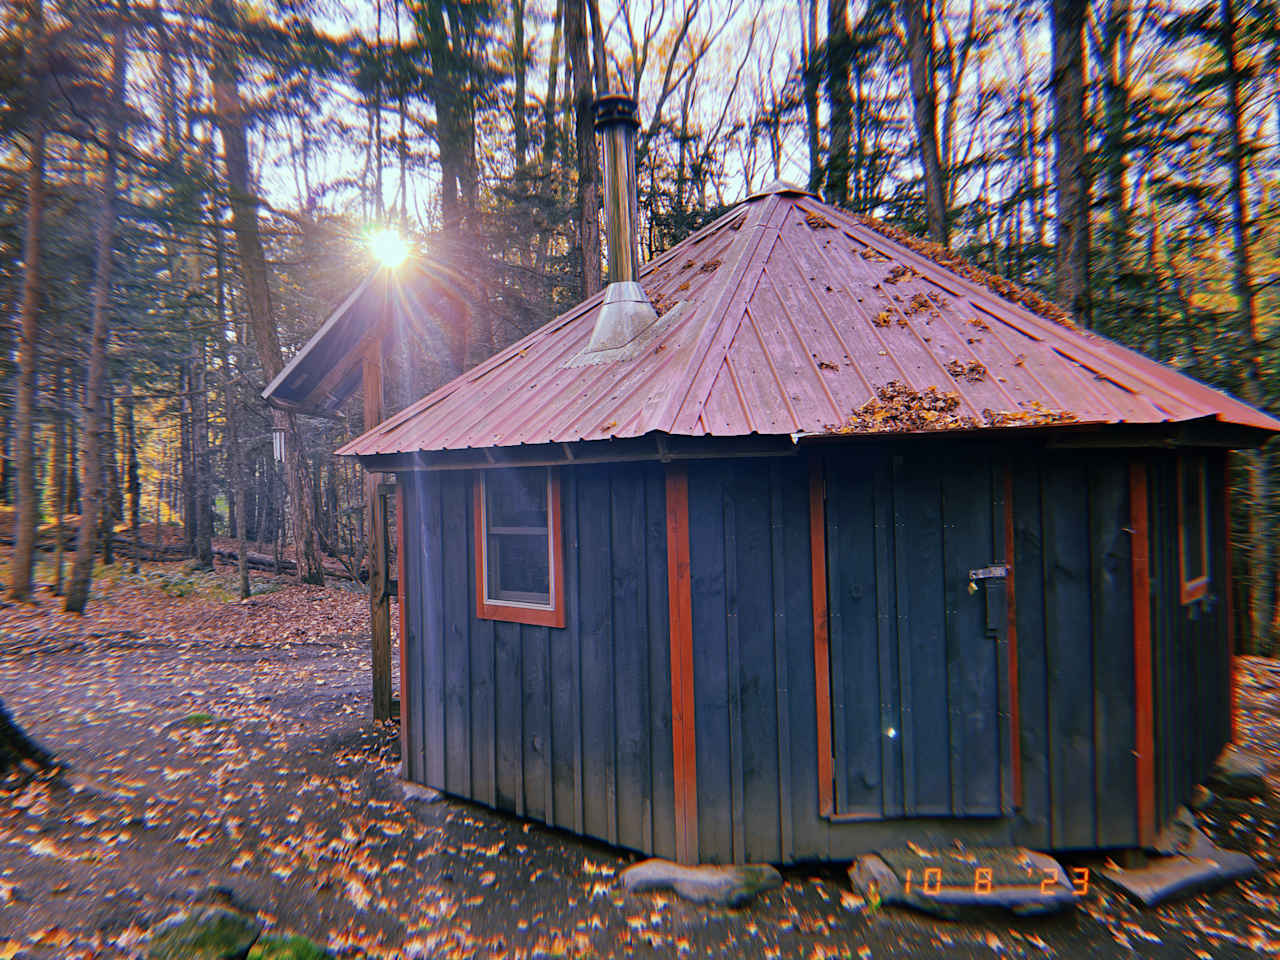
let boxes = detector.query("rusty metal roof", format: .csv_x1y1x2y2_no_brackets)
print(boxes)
337,183,1280,457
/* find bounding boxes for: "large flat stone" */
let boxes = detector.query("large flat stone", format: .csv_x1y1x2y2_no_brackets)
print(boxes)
1102,825,1257,907
848,846,1077,920
620,859,782,907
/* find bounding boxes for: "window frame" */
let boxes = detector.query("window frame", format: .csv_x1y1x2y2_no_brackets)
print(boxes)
474,468,565,628
1177,455,1210,605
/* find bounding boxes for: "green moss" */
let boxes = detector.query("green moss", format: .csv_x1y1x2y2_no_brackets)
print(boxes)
247,934,334,959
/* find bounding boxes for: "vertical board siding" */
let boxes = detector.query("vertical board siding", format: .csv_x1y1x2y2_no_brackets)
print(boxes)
1147,452,1231,828
396,443,1218,863
1010,461,1051,850
403,463,673,859
1042,461,1097,848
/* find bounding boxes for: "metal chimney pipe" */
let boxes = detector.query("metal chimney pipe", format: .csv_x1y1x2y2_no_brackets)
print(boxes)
595,93,641,284
568,92,660,367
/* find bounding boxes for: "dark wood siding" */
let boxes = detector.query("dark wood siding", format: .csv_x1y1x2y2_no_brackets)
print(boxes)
1008,451,1139,851
1145,451,1231,828
397,442,1228,863
399,464,676,860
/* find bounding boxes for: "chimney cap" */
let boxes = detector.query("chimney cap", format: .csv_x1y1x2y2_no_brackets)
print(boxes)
594,93,640,131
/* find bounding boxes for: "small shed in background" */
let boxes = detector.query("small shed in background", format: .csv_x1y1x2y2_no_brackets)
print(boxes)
264,260,469,720
341,176,1280,865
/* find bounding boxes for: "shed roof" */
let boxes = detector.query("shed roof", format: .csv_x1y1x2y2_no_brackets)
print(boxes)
263,260,468,415
338,183,1279,456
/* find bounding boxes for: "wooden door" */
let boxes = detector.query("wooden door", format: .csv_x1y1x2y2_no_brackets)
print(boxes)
821,449,1011,819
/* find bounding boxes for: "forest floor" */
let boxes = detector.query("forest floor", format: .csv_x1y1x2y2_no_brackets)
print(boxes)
1,557,1279,959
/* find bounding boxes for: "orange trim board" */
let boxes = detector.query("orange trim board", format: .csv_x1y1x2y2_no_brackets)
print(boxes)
1223,455,1237,743
397,485,408,744
665,465,698,864
1130,462,1156,847
473,470,566,629
808,461,834,817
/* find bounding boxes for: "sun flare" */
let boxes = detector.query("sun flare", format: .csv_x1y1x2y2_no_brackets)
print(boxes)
368,228,411,269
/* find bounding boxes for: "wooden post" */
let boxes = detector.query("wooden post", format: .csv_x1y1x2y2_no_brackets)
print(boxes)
365,345,393,721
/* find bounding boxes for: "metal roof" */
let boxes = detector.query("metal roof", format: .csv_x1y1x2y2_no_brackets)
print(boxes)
337,183,1280,456
264,259,468,415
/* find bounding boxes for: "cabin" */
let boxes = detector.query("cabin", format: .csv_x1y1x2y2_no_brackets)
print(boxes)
338,95,1280,865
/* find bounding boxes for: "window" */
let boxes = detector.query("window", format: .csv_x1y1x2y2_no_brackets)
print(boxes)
1178,456,1210,604
475,468,565,627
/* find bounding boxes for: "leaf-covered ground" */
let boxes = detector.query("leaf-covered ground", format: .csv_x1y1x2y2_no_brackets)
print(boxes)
0,561,1277,958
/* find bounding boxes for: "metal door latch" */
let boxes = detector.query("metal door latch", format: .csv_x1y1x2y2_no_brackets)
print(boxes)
968,564,1009,593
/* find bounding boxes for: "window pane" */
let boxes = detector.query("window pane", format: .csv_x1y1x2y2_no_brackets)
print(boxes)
484,468,551,605
487,468,547,529
488,533,551,603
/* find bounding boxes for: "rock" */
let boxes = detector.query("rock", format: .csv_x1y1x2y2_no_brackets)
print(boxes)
247,934,333,959
147,904,263,960
397,780,441,805
1101,826,1257,907
1208,745,1270,798
847,846,1077,920
620,859,783,907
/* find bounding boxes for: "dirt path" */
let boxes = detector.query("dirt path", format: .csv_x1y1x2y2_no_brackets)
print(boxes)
1,563,1278,958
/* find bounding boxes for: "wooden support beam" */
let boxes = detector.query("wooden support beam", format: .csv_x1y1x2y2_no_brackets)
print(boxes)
665,465,698,864
1130,461,1155,847
365,344,393,721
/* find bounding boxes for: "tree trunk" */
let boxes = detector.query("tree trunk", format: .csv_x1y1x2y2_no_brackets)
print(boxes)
803,0,822,195
180,362,195,556
10,0,49,603
192,347,213,569
101,388,117,566
825,0,852,207
53,360,66,593
1099,0,1131,323
125,393,140,573
65,3,127,615
1219,0,1273,655
0,697,55,774
210,21,325,586
899,0,948,245
566,0,601,299
514,0,528,167
1051,0,1090,326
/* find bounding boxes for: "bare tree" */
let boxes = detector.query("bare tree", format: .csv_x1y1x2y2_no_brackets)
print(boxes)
1051,0,1090,326
10,0,49,603
826,0,852,206
210,2,326,586
566,0,602,296
66,0,129,614
899,0,948,244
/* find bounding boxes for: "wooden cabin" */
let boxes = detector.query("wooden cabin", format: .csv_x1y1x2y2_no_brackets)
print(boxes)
338,99,1279,866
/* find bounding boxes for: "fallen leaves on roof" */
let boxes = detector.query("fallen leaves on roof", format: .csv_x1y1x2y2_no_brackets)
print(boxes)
854,215,1078,329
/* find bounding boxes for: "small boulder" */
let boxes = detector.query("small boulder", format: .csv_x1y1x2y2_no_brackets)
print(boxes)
620,859,782,907
1208,745,1270,798
147,904,262,960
